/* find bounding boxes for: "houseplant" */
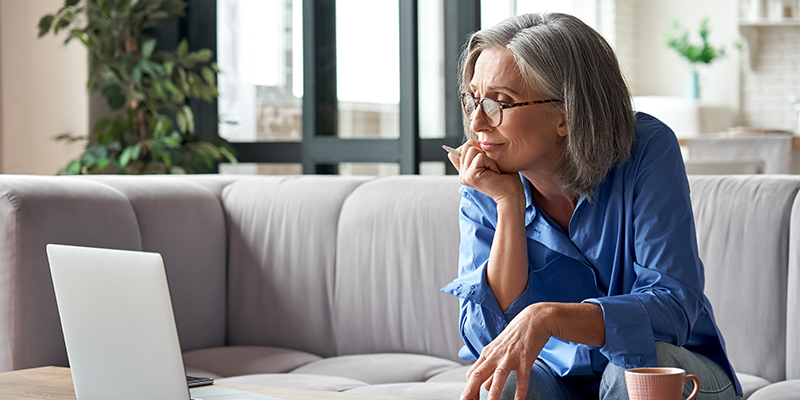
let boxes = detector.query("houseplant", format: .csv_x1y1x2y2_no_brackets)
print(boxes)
662,17,727,99
38,0,236,174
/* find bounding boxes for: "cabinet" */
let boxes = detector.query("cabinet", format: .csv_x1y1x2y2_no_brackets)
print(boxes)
739,19,800,70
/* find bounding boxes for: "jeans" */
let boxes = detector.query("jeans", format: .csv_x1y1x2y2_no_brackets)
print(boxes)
480,342,740,400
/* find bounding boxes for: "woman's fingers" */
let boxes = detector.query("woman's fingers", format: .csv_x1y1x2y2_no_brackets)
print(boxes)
513,368,531,400
483,375,494,392
460,372,485,400
486,367,509,400
446,152,460,171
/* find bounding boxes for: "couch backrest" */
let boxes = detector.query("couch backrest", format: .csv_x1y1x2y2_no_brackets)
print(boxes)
4,173,800,381
0,175,233,372
689,175,800,383
787,193,800,380
222,175,371,358
332,176,464,362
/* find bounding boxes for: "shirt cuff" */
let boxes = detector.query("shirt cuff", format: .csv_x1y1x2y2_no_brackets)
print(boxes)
583,296,658,369
441,261,505,319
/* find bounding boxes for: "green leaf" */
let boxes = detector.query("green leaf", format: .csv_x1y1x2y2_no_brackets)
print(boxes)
119,146,135,167
101,85,126,109
80,151,97,167
164,80,180,95
170,166,187,174
152,116,168,137
163,136,181,148
210,62,220,73
65,0,80,6
164,61,175,75
38,15,55,37
53,14,73,34
132,65,143,86
176,39,188,56
131,142,142,160
221,147,237,164
97,158,111,170
201,66,215,86
176,112,187,133
183,105,194,133
66,160,82,175
191,49,213,63
154,81,166,99
142,38,157,59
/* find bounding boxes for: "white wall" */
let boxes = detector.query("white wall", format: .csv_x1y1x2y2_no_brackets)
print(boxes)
0,0,87,175
632,0,741,124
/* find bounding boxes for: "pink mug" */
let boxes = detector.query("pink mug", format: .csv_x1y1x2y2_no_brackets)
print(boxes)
625,367,700,400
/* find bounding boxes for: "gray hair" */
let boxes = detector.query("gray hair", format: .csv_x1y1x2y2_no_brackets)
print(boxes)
459,13,635,199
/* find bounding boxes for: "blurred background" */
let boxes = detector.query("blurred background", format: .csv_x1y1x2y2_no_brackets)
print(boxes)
2,0,798,176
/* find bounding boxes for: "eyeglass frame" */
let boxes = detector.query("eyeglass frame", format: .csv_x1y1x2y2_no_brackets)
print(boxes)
460,92,562,127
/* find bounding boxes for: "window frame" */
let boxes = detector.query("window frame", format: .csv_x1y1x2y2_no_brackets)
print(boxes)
177,0,479,174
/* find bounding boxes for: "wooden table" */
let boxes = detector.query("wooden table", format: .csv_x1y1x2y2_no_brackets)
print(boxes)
0,366,431,400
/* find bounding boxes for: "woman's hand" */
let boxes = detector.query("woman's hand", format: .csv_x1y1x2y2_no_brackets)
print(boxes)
460,303,555,400
447,140,523,205
459,303,605,400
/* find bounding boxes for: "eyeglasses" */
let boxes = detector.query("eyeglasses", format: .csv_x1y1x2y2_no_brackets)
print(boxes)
460,92,561,127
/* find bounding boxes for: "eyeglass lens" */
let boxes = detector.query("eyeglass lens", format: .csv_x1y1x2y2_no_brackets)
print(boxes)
462,94,502,126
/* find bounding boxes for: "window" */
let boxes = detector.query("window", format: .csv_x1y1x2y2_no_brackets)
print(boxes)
172,0,490,175
481,0,597,29
217,0,303,143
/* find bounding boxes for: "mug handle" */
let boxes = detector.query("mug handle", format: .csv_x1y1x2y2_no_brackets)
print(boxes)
684,374,701,400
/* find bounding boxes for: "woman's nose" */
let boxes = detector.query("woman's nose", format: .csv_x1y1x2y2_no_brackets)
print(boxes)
469,104,492,132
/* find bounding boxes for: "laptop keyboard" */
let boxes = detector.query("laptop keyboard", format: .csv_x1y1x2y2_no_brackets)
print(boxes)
187,375,214,388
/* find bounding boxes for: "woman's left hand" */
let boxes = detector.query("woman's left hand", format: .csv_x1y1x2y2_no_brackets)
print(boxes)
460,304,555,400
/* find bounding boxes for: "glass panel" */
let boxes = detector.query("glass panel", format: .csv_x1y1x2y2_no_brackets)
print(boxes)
418,0,445,139
481,0,596,29
219,163,303,175
420,161,446,175
217,0,303,142
338,162,400,176
336,0,400,139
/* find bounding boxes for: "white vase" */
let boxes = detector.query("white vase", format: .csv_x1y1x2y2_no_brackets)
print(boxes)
748,0,766,19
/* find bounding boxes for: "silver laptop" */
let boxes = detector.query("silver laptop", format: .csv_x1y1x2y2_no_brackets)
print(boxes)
46,244,282,400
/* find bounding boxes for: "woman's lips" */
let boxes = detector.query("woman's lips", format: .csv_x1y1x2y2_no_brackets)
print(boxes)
480,142,504,151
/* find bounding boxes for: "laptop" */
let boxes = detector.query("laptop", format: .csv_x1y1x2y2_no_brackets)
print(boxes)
46,244,283,400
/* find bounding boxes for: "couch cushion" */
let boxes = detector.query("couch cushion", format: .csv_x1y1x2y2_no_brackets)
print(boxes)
736,373,773,400
222,176,371,358
183,346,321,377
344,382,465,399
427,365,471,383
333,176,464,361
290,353,462,385
748,379,800,400
217,373,367,392
689,175,800,383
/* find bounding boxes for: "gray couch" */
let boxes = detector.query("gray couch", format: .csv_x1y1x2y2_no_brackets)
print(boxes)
0,174,798,399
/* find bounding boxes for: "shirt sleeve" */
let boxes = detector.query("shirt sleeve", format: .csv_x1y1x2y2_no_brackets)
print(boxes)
585,123,705,368
440,188,531,360
584,122,706,369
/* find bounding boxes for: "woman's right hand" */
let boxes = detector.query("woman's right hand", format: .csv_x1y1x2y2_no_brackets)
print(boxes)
447,140,523,205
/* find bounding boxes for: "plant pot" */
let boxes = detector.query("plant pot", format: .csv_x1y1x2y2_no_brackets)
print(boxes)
686,68,700,100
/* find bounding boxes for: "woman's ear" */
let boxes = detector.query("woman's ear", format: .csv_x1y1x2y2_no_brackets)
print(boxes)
556,114,568,137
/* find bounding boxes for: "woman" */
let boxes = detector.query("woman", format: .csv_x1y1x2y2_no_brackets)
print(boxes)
440,13,741,400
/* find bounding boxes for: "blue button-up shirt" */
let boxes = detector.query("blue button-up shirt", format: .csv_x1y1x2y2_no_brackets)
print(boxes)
441,112,741,395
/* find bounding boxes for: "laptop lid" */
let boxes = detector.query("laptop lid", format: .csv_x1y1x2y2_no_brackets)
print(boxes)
47,244,191,400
